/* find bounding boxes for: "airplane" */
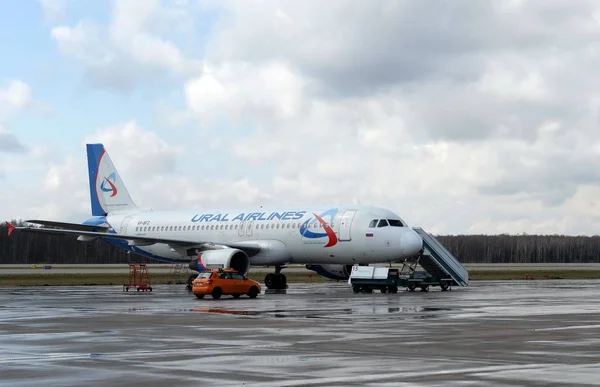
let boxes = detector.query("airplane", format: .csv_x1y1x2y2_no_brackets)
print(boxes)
10,143,424,290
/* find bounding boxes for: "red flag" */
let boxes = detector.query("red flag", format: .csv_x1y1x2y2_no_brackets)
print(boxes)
6,222,15,237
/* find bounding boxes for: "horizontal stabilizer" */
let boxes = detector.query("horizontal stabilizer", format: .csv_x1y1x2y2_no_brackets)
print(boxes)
25,220,110,232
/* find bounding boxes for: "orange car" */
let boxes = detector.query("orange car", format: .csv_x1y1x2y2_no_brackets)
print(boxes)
192,269,261,299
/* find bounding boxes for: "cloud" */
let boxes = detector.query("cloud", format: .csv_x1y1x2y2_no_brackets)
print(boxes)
0,80,32,153
50,0,202,92
13,0,600,235
39,0,67,23
0,79,32,115
83,120,183,178
178,0,600,234
0,127,26,153
204,1,599,97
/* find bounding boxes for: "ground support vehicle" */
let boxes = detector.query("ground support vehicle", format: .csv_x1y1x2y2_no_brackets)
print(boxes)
191,269,261,299
348,228,469,293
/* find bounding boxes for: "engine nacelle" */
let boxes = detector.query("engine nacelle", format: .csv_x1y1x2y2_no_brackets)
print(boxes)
189,249,250,276
305,264,353,280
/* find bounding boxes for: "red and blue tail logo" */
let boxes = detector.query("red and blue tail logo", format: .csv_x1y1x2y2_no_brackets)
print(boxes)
299,208,338,247
100,172,118,197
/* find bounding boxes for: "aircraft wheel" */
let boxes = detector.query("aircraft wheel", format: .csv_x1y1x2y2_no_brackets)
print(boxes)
264,273,276,288
187,274,196,291
277,273,287,288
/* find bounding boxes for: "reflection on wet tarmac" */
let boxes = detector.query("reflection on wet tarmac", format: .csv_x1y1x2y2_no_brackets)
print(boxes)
2,280,600,386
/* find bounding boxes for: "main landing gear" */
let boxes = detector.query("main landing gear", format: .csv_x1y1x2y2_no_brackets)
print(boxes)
264,265,287,290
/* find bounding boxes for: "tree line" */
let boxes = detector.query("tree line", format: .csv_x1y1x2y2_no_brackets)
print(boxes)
1,221,599,264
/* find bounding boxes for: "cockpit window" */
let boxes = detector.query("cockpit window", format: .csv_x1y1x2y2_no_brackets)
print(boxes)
377,219,389,228
387,219,405,227
368,219,378,228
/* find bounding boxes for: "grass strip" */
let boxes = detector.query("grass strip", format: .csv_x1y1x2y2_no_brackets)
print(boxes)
469,270,600,280
0,272,332,287
1,270,600,287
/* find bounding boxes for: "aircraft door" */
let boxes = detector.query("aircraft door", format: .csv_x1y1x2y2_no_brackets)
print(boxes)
238,221,245,237
337,210,356,241
246,221,254,237
120,216,133,234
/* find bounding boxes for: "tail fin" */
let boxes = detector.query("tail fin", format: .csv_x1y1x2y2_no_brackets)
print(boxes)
86,143,139,216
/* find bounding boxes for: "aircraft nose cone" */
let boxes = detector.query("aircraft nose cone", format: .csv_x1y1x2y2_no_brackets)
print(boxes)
401,229,423,257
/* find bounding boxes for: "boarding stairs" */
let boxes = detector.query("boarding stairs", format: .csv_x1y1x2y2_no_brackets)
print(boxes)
402,228,469,287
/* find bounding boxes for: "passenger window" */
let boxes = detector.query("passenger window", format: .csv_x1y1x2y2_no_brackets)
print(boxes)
377,219,389,227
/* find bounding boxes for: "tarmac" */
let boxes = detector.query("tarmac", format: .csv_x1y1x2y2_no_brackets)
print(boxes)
2,280,600,386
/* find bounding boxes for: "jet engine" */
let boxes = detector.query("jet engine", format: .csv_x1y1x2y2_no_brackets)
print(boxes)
305,264,353,280
189,249,250,276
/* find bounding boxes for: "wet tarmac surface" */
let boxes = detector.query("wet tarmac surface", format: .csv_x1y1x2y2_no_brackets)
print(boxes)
2,280,600,386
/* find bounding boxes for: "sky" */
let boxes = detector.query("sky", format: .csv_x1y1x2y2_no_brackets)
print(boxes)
1,0,600,236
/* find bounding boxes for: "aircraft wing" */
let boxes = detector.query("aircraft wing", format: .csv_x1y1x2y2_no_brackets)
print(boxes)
12,226,262,256
25,220,110,232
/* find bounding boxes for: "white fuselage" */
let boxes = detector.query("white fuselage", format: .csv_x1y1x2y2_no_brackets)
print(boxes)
101,205,423,266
